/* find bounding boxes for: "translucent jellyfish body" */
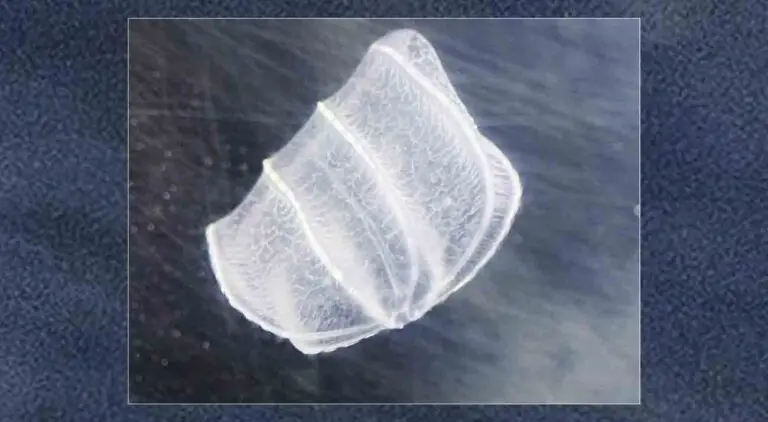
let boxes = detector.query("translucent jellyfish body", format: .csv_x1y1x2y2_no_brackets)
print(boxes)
205,29,523,354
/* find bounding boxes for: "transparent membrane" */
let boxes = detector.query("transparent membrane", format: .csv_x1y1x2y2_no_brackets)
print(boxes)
205,28,523,354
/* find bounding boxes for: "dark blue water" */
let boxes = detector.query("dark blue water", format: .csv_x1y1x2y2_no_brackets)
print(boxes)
128,19,640,404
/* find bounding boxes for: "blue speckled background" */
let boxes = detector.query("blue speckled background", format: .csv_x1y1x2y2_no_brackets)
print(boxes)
1,0,767,420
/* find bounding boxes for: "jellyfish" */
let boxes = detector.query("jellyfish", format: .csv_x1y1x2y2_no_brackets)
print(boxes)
205,28,523,354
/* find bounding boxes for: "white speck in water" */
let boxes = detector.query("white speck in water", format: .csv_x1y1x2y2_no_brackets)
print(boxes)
171,329,181,338
164,150,172,158
634,204,640,217
160,358,168,367
162,192,171,200
203,157,213,167
202,341,210,350
147,222,155,231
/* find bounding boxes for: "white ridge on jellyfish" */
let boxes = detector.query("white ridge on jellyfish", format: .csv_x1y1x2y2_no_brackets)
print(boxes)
205,28,523,355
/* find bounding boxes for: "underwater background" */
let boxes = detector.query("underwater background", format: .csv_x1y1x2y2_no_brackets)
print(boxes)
129,19,639,404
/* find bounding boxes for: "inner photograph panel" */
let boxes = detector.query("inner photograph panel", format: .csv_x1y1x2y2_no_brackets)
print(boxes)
128,18,640,404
